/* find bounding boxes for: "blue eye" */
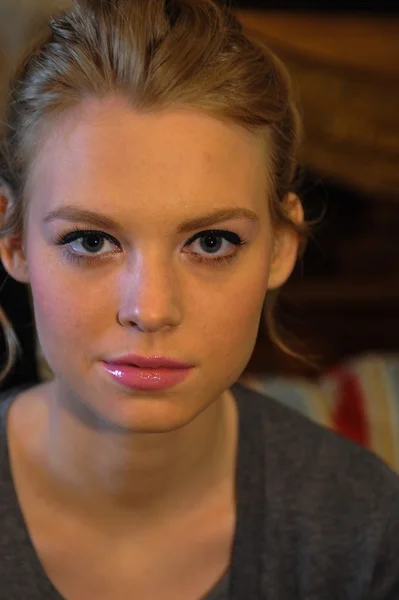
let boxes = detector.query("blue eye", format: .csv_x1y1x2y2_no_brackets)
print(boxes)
184,229,247,265
55,228,120,264
55,227,248,267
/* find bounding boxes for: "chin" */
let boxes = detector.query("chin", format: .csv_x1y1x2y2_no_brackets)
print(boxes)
84,394,200,434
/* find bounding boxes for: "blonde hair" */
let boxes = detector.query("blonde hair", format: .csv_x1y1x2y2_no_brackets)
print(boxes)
0,0,310,384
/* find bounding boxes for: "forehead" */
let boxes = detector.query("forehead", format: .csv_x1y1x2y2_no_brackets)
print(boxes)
27,97,270,217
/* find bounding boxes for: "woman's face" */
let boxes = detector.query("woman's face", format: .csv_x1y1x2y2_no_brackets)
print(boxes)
16,97,297,432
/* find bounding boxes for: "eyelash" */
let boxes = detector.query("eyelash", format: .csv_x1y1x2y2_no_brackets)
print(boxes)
55,226,248,267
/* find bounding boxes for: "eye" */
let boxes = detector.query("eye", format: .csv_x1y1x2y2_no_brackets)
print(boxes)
55,228,120,263
183,229,247,265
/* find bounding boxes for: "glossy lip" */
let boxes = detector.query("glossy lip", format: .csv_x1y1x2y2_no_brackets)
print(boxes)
101,361,192,391
104,354,193,369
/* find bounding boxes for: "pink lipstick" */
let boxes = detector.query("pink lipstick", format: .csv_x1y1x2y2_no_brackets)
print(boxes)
101,354,193,391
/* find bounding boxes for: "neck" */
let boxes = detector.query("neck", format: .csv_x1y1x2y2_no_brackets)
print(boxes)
22,381,238,529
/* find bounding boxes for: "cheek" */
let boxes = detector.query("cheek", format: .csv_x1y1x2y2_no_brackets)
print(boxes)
195,256,270,364
27,257,112,358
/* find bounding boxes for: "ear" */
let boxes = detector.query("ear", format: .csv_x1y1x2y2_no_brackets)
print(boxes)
267,192,304,291
0,184,30,284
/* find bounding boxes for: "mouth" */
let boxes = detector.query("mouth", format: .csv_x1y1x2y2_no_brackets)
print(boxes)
101,359,193,392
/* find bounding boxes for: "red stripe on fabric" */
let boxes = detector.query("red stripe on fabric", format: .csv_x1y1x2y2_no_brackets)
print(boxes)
329,366,370,448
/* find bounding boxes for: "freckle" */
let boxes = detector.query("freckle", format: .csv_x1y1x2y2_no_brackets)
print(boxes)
203,151,213,164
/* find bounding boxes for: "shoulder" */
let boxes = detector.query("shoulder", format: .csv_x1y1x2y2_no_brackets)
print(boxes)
233,383,399,597
233,381,399,537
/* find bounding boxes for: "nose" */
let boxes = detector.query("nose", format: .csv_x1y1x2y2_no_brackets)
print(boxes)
117,253,183,333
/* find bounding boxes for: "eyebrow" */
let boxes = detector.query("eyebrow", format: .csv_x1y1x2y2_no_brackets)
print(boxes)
43,205,259,233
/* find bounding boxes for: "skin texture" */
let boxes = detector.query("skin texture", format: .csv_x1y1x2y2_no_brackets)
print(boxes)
0,97,302,597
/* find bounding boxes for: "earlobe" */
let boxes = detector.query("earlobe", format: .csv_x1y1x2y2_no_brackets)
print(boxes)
267,193,304,291
0,188,30,284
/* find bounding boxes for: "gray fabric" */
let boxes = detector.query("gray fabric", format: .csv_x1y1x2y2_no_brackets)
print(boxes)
1,381,399,599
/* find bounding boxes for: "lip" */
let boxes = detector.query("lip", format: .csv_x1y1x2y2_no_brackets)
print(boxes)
101,361,192,392
104,354,193,369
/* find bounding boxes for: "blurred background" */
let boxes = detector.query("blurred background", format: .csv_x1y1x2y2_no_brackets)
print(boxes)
236,4,399,380
0,0,398,392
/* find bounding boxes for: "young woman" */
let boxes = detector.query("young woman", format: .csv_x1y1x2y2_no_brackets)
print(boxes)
0,1,398,598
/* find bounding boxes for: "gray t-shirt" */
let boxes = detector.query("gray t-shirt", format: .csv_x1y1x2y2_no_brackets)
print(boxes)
1,381,399,599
